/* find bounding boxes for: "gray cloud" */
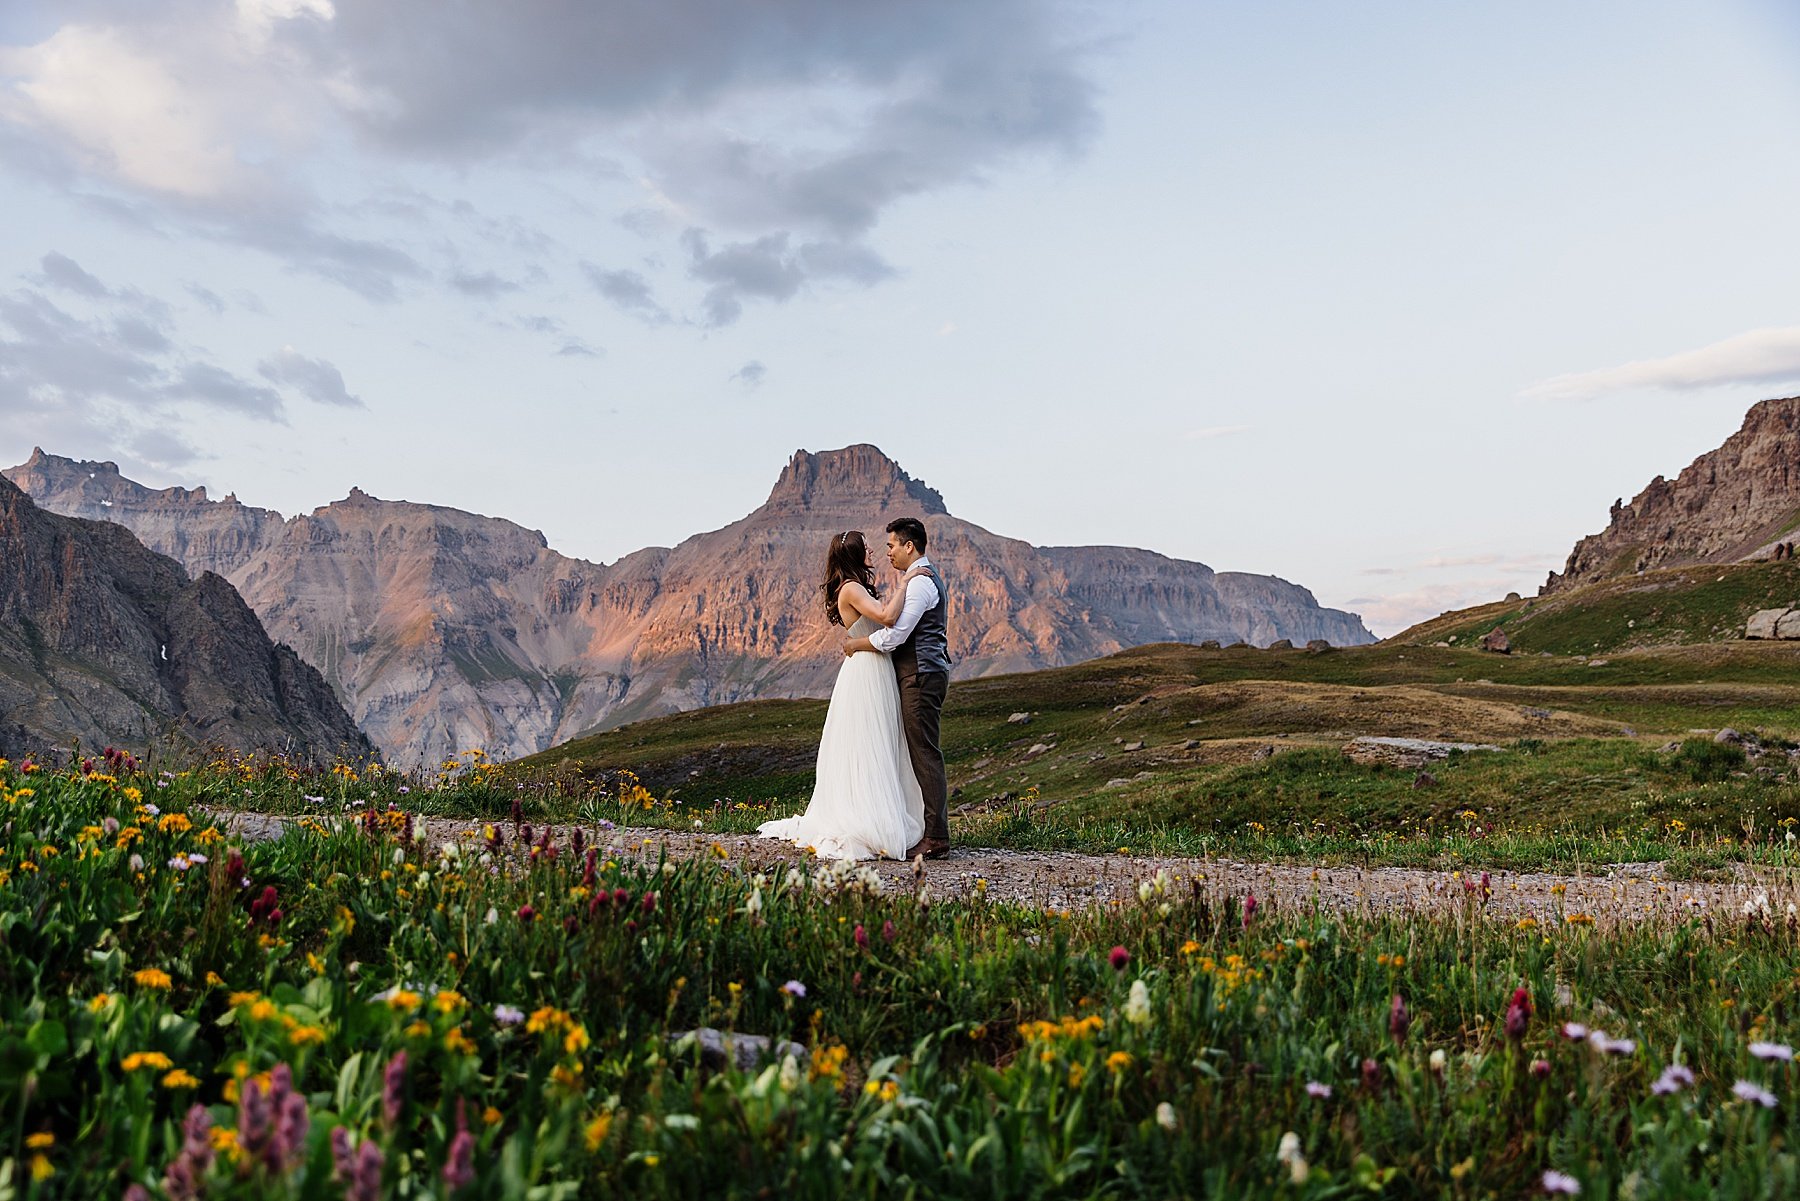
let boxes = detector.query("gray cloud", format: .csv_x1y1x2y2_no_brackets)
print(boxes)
256,346,365,408
0,1,1099,318
683,229,893,326
730,360,766,389
556,338,601,358
38,251,108,297
450,269,522,298
184,282,227,313
0,271,289,466
581,263,670,323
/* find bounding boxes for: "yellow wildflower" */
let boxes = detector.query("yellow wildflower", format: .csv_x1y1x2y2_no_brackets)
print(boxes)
25,1133,54,1150
205,971,224,987
483,1106,503,1126
157,813,192,834
122,1051,174,1072
385,989,422,1013
1106,1051,1134,1073
133,968,173,991
88,992,111,1013
433,990,466,1014
289,1025,328,1047
162,1070,201,1090
29,1153,52,1182
584,1112,613,1152
444,1027,476,1055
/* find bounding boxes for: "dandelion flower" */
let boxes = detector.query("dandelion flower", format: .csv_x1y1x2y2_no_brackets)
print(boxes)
133,968,173,991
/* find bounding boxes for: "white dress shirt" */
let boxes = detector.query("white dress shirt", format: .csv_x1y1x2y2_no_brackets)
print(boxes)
867,556,939,654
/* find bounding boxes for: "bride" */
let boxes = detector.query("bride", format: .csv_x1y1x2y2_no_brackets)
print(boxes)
756,530,927,860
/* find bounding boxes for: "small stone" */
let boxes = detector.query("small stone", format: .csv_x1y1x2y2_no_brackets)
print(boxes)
1412,770,1437,789
1007,712,1032,724
1026,743,1050,756
1122,741,1143,752
1521,706,1552,719
671,1028,805,1073
1198,640,1222,650
1715,728,1744,746
1251,745,1276,762
1180,739,1199,750
1102,778,1132,790
1267,639,1294,650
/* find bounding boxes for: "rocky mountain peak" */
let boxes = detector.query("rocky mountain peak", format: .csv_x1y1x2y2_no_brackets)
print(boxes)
1544,395,1800,593
763,445,948,518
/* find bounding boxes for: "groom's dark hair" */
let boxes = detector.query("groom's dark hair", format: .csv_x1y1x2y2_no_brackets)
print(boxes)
886,517,928,554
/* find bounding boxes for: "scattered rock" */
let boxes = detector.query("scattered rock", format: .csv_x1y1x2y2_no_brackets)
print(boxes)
1432,641,1450,648
1122,741,1143,752
1657,740,1682,754
1199,640,1221,650
1504,591,1521,602
1007,712,1032,724
1746,608,1800,639
1714,728,1744,746
1588,658,1609,667
1521,707,1553,719
1179,739,1199,750
1480,627,1511,654
1344,736,1503,770
1226,641,1250,649
671,1028,805,1073
1306,639,1331,653
1412,770,1437,789
1250,745,1276,762
1102,778,1132,790
1026,743,1051,756
1268,639,1294,651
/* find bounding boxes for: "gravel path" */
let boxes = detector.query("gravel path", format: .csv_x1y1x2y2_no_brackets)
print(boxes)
210,809,1795,927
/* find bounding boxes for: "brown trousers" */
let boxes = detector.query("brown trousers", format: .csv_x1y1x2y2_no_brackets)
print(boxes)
897,668,949,843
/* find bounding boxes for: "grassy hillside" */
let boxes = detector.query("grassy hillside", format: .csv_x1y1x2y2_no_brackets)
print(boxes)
508,638,1800,867
1393,559,1800,655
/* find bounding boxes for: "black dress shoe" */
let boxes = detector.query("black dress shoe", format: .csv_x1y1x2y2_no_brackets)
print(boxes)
906,839,950,860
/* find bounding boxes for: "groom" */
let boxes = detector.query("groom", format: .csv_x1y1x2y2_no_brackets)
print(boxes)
841,516,951,859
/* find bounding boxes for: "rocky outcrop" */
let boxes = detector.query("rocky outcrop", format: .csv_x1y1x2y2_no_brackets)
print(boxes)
0,475,370,762
7,445,1373,765
1543,396,1800,593
1744,609,1800,640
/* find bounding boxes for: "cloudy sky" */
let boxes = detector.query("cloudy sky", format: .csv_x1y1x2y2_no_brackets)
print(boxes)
3,1,1798,634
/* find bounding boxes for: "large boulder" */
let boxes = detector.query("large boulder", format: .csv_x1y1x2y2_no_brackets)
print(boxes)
1480,627,1511,654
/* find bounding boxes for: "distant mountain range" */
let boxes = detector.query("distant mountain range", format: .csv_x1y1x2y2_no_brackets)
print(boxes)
1544,395,1800,593
0,474,369,762
6,444,1373,765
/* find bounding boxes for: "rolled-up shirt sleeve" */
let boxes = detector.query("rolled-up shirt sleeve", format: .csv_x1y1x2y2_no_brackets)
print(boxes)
867,574,939,653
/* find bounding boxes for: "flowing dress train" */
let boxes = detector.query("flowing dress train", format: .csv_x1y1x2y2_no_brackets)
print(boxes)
756,617,926,860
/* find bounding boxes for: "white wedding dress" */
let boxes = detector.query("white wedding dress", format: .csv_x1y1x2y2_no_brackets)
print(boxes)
757,616,926,860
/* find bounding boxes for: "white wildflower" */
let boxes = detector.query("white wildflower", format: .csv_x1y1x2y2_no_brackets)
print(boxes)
1155,1102,1178,1131
1275,1132,1308,1184
484,907,499,926
778,1055,801,1092
745,888,763,915
1125,979,1152,1026
1750,1042,1794,1061
1542,1169,1581,1195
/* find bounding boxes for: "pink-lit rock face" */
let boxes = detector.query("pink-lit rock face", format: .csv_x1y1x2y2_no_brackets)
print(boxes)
1544,395,1800,594
7,444,1371,765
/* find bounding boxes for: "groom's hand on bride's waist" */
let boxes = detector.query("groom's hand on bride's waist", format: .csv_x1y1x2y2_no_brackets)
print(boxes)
842,634,876,657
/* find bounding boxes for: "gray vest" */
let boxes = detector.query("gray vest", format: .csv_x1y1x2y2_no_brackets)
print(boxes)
894,562,951,676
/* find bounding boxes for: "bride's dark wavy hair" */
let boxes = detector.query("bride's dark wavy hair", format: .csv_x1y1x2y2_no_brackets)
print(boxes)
822,530,879,627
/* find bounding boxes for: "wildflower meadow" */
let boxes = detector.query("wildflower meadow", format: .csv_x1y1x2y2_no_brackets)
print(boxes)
2,752,1799,1198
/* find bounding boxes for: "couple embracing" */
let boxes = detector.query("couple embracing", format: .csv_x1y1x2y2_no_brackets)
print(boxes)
757,517,952,862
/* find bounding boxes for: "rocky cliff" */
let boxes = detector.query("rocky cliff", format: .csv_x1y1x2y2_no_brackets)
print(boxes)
7,445,1373,764
0,474,371,762
1543,396,1800,593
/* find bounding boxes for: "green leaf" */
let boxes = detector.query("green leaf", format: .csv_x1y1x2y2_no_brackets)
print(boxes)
26,1020,67,1058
